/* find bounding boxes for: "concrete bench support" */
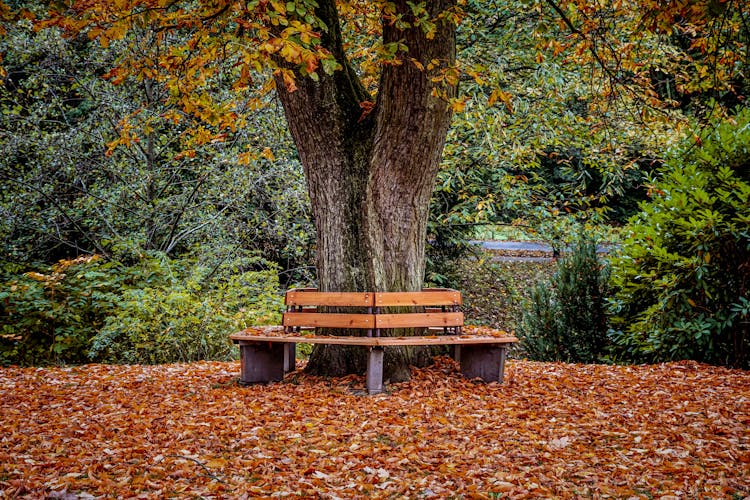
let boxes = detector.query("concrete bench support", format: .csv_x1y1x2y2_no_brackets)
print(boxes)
366,347,385,395
284,343,296,373
238,342,286,385
457,344,509,383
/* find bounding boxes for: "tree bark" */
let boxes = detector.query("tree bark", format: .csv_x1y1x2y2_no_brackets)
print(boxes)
273,0,456,380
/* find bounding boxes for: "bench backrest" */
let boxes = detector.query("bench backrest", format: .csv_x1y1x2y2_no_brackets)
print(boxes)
282,288,463,334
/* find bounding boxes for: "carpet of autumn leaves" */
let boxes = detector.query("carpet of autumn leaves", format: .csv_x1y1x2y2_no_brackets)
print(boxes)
1,358,748,499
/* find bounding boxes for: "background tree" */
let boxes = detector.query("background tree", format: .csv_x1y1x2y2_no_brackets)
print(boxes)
434,0,748,246
0,7,312,270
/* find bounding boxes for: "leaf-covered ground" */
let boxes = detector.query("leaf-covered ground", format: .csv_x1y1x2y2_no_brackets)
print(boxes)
2,359,748,498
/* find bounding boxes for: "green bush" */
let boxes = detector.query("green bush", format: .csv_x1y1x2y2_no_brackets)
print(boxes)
0,255,124,365
1,252,283,366
518,235,611,363
89,268,281,364
608,109,750,368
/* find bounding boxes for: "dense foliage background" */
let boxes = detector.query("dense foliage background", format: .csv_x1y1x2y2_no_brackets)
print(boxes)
1,0,748,367
608,109,750,368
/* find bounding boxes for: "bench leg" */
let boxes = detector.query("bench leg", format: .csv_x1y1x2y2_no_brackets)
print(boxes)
459,344,508,383
366,347,385,395
451,345,461,363
283,343,296,373
238,342,286,385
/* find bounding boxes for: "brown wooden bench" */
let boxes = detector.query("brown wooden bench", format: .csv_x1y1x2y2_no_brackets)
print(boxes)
230,288,517,394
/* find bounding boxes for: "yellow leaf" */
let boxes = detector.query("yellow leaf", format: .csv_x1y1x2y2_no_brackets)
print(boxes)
488,89,499,107
270,1,286,14
451,98,467,113
207,458,228,468
280,43,302,63
444,68,459,86
280,69,298,92
237,152,253,166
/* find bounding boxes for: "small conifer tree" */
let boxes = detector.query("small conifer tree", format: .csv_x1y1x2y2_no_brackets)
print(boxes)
519,235,611,363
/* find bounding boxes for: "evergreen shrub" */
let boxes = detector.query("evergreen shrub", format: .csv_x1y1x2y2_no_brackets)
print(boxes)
518,235,611,363
608,109,750,368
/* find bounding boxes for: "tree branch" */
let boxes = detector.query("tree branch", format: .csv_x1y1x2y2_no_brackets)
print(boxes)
543,0,617,83
161,173,209,254
0,168,111,258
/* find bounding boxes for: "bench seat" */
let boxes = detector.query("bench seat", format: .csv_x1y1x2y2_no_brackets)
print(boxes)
230,327,518,394
230,330,517,346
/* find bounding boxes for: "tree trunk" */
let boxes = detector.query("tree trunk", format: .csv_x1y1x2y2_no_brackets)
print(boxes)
273,0,456,381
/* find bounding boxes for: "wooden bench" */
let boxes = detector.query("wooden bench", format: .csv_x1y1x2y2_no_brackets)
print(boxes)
230,288,517,394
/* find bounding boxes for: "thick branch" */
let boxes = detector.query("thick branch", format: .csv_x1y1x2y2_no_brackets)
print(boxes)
273,0,371,142
364,0,457,290
376,0,457,137
272,0,378,291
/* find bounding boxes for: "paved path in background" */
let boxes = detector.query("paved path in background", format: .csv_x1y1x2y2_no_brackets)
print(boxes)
474,240,614,252
472,240,614,262
475,241,555,252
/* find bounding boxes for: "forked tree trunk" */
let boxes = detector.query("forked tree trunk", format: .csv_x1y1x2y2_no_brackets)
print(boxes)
273,0,456,381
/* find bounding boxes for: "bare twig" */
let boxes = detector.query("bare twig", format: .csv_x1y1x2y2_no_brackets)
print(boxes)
151,454,226,484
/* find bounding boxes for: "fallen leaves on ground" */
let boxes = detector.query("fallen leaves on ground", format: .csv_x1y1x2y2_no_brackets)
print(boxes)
462,325,515,338
1,358,748,499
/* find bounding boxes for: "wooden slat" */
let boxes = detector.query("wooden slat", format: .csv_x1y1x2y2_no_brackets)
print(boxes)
282,312,374,328
231,334,382,345
375,290,462,307
285,290,375,307
375,312,464,329
371,335,518,346
229,333,518,346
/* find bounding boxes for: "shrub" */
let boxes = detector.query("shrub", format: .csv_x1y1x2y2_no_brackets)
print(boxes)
518,235,611,363
0,255,123,365
1,252,283,366
89,268,282,364
608,109,750,368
